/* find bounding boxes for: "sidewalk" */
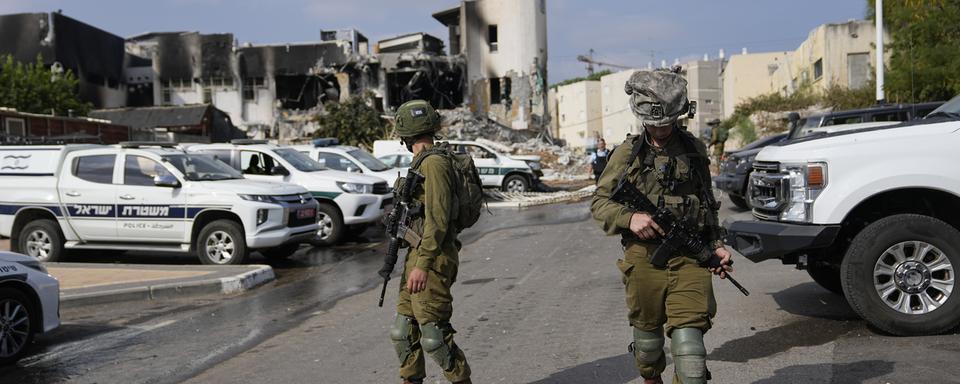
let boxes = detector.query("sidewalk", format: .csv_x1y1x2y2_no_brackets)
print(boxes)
48,263,275,308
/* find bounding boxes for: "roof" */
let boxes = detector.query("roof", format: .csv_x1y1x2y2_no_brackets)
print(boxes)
89,105,211,130
432,5,461,26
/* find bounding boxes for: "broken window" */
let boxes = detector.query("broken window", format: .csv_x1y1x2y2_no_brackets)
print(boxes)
502,77,512,104
488,25,498,52
813,58,823,80
242,77,264,101
162,88,172,105
203,88,212,104
490,78,501,105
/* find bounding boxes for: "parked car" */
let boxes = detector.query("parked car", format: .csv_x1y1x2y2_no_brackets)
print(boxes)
713,102,943,210
725,96,960,336
0,251,60,365
0,142,319,264
188,140,392,246
373,140,542,192
291,138,407,187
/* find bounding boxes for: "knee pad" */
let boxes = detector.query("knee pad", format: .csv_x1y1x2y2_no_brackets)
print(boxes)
671,328,707,384
420,322,455,371
630,327,665,365
390,314,416,363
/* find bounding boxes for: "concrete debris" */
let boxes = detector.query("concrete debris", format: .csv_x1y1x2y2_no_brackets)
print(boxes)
484,187,594,209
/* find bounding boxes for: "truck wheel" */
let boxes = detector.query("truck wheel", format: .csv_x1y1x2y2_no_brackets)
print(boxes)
807,262,843,295
17,219,65,262
502,174,529,193
197,220,248,265
841,214,960,336
729,195,750,210
261,243,300,260
311,203,344,246
0,287,35,365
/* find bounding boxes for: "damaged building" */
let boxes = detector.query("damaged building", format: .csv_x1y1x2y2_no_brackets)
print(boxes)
433,0,549,132
377,33,465,111
0,12,128,109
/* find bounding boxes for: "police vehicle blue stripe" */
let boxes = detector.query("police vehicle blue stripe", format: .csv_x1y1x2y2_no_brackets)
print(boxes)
0,204,63,217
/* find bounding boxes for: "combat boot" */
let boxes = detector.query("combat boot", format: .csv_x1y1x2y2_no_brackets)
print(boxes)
643,377,663,384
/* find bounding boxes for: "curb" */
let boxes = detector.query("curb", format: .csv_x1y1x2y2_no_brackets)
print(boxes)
59,264,275,308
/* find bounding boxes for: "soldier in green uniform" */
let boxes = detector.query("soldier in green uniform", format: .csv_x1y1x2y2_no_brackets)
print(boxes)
707,119,727,165
591,68,733,384
389,100,472,384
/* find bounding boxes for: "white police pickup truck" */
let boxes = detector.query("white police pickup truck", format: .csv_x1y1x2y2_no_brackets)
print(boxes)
0,143,319,264
291,138,407,187
187,140,392,245
373,140,542,192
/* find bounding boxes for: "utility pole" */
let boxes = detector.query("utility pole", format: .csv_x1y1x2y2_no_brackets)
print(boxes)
876,0,885,103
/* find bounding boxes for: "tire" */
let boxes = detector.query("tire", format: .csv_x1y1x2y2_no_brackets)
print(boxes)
502,174,530,193
807,262,843,295
261,243,300,260
311,203,344,246
17,219,65,262
841,214,960,336
196,220,248,265
728,194,750,210
0,287,36,365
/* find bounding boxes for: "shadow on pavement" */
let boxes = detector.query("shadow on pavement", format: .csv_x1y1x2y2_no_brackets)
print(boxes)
770,282,858,321
751,360,895,384
525,354,639,384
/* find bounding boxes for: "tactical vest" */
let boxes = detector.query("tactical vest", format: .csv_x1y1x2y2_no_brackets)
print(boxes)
592,150,610,175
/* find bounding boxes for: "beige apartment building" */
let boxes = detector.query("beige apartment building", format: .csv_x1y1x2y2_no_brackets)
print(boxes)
720,51,791,118
683,59,723,139
556,80,602,149
599,69,638,145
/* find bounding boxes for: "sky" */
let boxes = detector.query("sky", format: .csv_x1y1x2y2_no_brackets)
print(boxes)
0,0,868,83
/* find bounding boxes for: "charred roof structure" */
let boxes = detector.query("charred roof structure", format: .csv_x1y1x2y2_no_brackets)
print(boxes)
0,12,127,109
90,104,244,143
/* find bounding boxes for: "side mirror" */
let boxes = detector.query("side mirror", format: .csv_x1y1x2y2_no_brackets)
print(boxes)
154,174,181,188
271,165,290,176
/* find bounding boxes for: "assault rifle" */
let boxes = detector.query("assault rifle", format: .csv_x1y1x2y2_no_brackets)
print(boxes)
378,170,426,307
611,178,750,296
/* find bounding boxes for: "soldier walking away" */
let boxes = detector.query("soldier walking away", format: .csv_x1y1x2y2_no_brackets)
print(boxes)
591,68,733,384
707,119,727,166
590,138,611,182
389,100,474,384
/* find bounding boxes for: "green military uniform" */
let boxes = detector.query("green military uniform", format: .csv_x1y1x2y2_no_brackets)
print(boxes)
591,68,725,384
389,100,471,384
708,123,727,164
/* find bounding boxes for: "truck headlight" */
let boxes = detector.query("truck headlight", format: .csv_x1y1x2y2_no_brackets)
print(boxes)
780,162,827,222
337,182,373,194
525,160,542,171
238,194,277,203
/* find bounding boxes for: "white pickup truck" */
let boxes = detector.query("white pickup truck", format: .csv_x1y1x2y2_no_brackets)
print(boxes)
0,143,319,265
726,97,960,336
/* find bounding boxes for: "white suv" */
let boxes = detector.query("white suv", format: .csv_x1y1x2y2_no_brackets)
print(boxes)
0,251,60,365
291,139,407,187
188,141,392,245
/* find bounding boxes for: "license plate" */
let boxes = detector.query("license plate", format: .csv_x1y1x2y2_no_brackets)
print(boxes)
297,208,316,219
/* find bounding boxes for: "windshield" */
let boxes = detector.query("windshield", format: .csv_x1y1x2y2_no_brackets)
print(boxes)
274,148,326,172
926,96,960,119
349,149,391,171
162,154,243,181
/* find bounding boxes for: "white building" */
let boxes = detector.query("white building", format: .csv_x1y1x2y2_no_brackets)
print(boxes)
600,69,639,145
556,80,602,149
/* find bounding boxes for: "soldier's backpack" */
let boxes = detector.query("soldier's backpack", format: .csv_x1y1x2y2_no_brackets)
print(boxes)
410,142,485,232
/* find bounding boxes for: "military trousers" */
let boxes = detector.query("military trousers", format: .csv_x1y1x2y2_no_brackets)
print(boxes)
395,250,471,382
617,242,717,379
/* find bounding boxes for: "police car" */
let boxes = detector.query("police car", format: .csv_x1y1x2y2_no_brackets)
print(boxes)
373,140,542,192
290,138,407,187
0,143,319,264
188,140,392,245
0,251,60,365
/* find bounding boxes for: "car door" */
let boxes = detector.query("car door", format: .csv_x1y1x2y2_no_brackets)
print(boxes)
59,151,119,240
116,154,187,242
460,144,499,187
240,150,287,183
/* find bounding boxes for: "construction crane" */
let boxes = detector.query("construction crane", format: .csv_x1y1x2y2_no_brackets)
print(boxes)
577,49,632,76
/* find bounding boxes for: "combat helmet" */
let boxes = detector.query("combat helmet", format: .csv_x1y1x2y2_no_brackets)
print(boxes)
395,99,441,138
624,66,692,127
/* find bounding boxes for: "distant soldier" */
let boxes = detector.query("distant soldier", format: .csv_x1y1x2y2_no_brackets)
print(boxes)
389,100,472,384
590,138,611,182
591,68,732,384
707,119,727,164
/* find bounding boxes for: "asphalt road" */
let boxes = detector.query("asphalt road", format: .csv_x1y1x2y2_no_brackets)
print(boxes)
3,197,960,383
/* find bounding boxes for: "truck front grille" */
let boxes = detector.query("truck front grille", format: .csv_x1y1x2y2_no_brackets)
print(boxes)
749,162,789,220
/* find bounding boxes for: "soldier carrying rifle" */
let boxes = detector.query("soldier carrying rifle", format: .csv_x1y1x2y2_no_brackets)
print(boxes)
591,67,734,384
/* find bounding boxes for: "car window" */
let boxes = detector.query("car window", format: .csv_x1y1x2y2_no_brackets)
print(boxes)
317,153,358,172
194,149,232,165
823,115,863,126
460,145,495,159
124,156,174,186
240,151,278,175
378,155,397,167
274,148,325,172
872,111,905,122
74,154,116,184
162,154,243,181
349,149,391,171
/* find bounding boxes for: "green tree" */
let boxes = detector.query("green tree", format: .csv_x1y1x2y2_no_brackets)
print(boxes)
869,0,960,102
551,70,613,89
313,93,387,148
0,54,91,115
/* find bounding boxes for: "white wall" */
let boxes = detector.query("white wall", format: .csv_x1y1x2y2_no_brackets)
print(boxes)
600,69,638,145
556,80,602,149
